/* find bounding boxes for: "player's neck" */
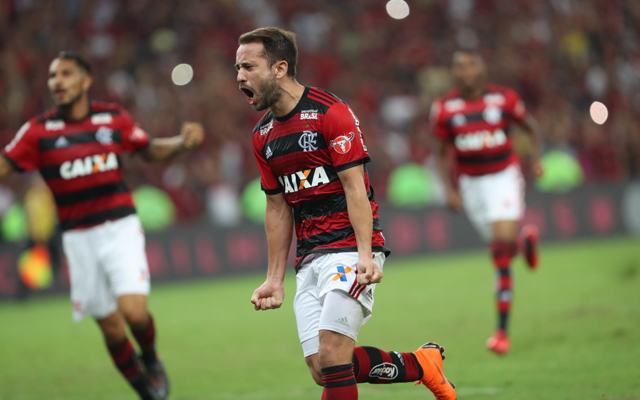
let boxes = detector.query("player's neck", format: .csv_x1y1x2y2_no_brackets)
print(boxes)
270,81,305,118
59,98,90,121
460,86,484,100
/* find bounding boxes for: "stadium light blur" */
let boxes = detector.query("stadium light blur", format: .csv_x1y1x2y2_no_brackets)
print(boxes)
386,0,410,20
171,63,194,86
589,101,608,125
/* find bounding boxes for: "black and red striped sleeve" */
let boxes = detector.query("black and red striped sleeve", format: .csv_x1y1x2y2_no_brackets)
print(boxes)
118,108,151,153
252,134,281,195
430,99,449,140
2,120,39,172
503,88,527,123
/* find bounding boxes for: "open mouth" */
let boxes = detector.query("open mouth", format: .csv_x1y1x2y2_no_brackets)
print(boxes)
240,86,256,105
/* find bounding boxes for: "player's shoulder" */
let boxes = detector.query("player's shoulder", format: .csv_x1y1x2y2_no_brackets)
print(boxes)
252,111,276,137
433,88,464,115
89,101,127,116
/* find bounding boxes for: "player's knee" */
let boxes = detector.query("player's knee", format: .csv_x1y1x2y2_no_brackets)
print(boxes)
97,314,126,343
121,307,149,330
305,356,324,386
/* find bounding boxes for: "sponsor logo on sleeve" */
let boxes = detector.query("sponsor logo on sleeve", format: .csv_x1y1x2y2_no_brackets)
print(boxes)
130,127,148,143
368,363,399,380
329,132,354,154
91,113,113,125
278,166,330,194
298,131,318,152
265,146,273,160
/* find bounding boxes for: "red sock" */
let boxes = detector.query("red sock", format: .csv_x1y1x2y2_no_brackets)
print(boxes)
352,346,423,383
490,241,517,331
322,364,358,400
131,313,157,365
107,338,142,381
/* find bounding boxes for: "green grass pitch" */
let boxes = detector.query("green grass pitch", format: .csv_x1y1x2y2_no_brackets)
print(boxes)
1,237,639,399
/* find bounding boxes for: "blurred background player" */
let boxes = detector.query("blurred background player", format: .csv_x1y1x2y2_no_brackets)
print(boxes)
0,52,203,399
431,49,543,355
238,27,456,400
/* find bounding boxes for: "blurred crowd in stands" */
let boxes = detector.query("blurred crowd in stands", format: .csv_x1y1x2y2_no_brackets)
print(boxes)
1,0,639,226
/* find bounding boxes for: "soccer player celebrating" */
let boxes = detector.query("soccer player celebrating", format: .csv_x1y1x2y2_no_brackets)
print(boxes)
0,52,203,399
236,28,456,399
431,49,543,354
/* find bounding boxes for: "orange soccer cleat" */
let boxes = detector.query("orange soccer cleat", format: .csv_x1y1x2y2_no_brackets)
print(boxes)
521,224,539,270
486,329,510,354
413,342,457,400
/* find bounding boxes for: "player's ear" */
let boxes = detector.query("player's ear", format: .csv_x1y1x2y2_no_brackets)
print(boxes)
272,60,289,79
82,74,93,91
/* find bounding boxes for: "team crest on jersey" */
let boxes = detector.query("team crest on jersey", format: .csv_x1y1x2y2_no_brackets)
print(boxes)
483,106,502,125
260,120,273,136
59,152,119,180
452,113,466,127
329,132,355,154
298,131,318,152
300,109,318,120
278,166,330,194
91,113,113,125
45,120,65,131
96,126,114,145
455,129,507,151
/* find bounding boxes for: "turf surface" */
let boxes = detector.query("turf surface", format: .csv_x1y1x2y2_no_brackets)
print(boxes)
1,237,639,399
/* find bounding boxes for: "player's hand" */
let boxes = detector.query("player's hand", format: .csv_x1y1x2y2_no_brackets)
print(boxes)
180,122,204,150
531,159,544,179
446,190,464,212
250,280,284,311
357,257,383,285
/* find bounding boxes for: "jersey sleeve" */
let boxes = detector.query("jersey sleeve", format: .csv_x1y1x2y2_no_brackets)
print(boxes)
119,108,151,153
504,89,527,123
2,121,39,172
252,135,282,195
430,100,450,140
323,103,370,172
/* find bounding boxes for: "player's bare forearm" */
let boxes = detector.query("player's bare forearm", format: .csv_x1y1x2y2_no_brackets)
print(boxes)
517,115,544,177
140,122,203,162
251,193,292,311
434,139,456,194
338,165,373,260
264,193,293,283
0,156,14,179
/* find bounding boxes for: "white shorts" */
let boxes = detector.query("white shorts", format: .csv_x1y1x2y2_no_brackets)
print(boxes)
293,252,385,357
62,215,150,322
459,164,525,242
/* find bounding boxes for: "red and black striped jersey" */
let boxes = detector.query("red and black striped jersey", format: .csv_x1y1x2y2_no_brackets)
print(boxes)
252,86,389,270
2,102,150,230
431,84,526,176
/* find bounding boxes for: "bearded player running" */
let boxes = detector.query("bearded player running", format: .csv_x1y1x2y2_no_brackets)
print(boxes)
0,52,203,399
431,49,543,354
236,27,456,400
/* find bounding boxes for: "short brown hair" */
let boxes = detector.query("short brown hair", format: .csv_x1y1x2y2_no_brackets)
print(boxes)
239,27,298,78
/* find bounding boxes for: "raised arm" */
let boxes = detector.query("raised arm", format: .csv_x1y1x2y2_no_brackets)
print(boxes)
139,122,204,162
250,192,293,311
0,156,14,179
337,165,383,285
